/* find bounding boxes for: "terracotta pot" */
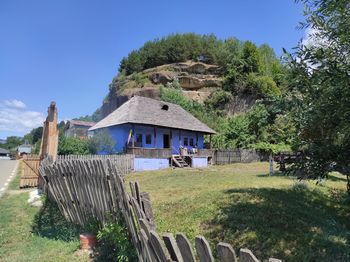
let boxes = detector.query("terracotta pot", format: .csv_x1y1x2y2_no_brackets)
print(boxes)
80,233,97,250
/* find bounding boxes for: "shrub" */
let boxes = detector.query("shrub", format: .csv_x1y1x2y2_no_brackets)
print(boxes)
58,137,90,155
205,90,232,112
165,78,181,89
96,219,137,262
246,73,281,98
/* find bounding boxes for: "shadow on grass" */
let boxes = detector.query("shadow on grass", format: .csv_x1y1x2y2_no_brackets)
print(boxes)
205,187,350,262
31,198,82,242
256,171,293,178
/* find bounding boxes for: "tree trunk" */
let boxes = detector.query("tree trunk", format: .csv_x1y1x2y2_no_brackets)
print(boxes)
269,153,273,176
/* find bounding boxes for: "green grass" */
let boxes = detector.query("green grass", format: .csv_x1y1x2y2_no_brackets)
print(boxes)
0,166,89,262
8,161,21,190
126,162,350,262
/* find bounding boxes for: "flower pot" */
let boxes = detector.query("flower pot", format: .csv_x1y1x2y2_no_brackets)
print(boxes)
80,233,97,250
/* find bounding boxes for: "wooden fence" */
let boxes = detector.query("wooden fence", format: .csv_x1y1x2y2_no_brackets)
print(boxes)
213,149,262,165
20,154,41,188
55,154,134,175
39,158,281,262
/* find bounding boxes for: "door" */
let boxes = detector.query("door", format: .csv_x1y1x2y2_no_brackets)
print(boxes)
163,134,170,148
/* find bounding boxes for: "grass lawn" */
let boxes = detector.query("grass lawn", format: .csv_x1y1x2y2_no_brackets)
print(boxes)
0,162,89,262
126,162,350,262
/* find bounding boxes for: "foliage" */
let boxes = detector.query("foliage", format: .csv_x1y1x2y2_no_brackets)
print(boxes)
241,41,262,74
160,86,294,150
245,73,281,98
0,136,23,150
165,78,181,89
252,141,292,154
58,137,90,155
96,219,137,262
88,129,115,154
75,108,103,123
24,127,43,145
205,90,233,113
285,0,350,191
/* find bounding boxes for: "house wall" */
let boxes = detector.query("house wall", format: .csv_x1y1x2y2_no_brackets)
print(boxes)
107,124,131,153
65,125,90,138
95,124,206,154
192,157,208,168
134,158,169,171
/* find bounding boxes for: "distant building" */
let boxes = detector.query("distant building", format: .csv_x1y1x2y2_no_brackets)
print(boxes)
89,96,216,171
0,148,10,159
18,142,32,156
0,139,6,144
64,120,96,138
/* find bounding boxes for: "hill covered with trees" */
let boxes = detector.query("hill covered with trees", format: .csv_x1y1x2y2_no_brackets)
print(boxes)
88,33,291,152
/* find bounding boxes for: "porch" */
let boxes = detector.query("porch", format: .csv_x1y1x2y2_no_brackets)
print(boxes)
126,146,213,159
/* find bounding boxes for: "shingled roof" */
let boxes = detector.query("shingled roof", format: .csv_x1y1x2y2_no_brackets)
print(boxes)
67,120,96,127
89,96,216,134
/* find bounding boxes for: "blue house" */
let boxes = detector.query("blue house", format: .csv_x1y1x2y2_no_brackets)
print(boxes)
89,96,216,171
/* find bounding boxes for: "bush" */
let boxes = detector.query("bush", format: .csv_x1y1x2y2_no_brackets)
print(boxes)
246,73,281,98
205,90,232,112
58,137,90,155
96,219,137,262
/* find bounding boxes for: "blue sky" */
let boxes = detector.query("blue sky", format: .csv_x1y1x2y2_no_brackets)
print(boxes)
0,0,306,139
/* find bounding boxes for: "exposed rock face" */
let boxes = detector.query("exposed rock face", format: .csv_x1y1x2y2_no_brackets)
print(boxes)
100,60,254,118
178,75,222,90
149,71,176,85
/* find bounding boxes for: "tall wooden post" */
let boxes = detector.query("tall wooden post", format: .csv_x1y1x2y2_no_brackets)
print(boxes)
40,101,59,161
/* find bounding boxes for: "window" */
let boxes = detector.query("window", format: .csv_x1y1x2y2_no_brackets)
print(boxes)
146,134,152,145
189,138,194,147
136,134,143,143
184,137,188,146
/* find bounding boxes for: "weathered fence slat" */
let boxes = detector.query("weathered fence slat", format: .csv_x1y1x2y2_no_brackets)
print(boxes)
175,233,196,262
217,242,237,262
195,236,215,262
162,233,184,262
240,248,260,262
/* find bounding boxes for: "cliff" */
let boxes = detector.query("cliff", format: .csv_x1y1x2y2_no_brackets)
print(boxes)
101,60,255,118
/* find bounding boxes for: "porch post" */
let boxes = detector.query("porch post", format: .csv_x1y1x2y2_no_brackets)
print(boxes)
209,134,212,149
154,126,156,148
132,124,135,154
170,129,172,149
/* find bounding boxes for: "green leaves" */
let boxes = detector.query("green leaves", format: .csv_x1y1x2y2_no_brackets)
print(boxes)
58,137,90,155
286,0,350,184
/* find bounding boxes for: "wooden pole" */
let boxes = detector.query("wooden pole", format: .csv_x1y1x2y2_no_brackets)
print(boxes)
269,153,273,176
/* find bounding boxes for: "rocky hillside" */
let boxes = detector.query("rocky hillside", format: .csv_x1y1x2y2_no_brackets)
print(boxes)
101,60,255,118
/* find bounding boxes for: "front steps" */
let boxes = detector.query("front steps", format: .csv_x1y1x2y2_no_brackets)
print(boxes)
171,155,189,168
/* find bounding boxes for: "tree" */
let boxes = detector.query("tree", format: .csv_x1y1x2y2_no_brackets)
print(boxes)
24,127,43,145
0,136,23,150
242,41,262,74
286,0,350,193
88,129,115,154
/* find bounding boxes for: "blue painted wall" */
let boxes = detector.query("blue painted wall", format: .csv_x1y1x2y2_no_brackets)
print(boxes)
134,158,169,171
94,123,206,154
192,157,208,168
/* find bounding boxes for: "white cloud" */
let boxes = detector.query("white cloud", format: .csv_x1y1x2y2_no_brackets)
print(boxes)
3,99,27,109
302,27,328,48
0,100,45,135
